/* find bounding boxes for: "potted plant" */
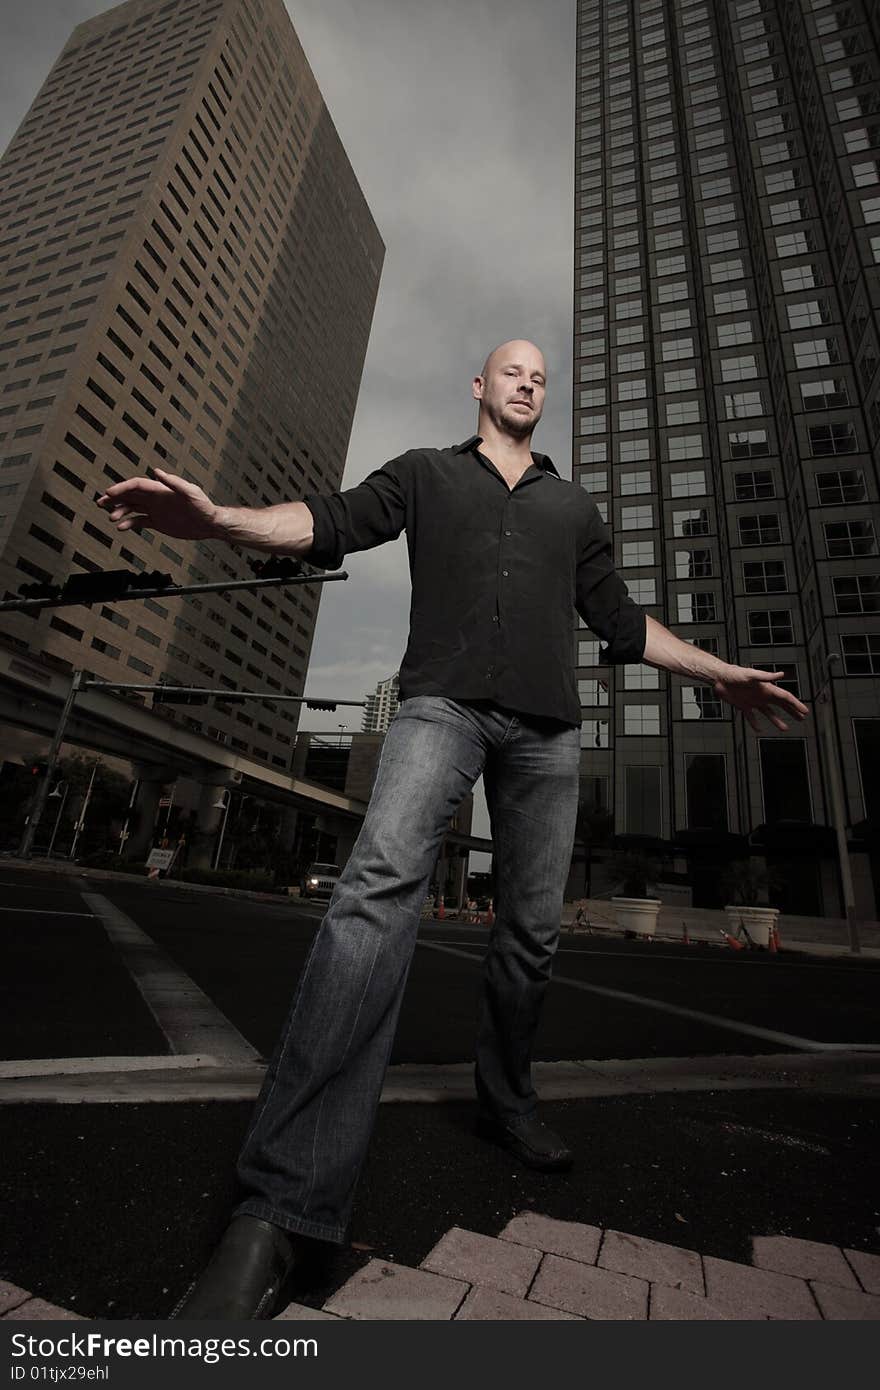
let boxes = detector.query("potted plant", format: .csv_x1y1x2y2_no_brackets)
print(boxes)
610,849,663,937
720,860,780,947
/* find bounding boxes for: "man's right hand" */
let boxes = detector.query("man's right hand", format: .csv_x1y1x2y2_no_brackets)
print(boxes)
97,468,223,540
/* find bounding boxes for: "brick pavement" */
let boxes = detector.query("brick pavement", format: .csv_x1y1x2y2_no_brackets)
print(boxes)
3,1219,878,1321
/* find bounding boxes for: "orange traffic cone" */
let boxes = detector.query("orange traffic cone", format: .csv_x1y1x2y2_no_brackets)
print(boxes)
484,904,495,927
682,920,690,946
437,895,445,921
768,924,778,954
720,929,745,951
774,922,782,950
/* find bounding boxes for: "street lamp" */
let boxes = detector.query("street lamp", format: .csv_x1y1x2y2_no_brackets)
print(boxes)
213,790,231,871
47,781,69,858
815,652,861,955
69,759,99,861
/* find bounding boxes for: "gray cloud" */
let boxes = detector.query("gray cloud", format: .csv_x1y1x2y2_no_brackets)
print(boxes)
0,0,578,848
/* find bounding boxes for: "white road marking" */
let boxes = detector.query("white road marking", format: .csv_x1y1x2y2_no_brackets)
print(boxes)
416,940,880,1054
421,939,880,972
81,892,261,1064
0,907,96,917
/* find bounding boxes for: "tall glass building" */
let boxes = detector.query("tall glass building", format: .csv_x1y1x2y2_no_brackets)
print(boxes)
0,0,383,771
574,0,880,915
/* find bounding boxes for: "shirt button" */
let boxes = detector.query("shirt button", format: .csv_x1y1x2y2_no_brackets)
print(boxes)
502,569,509,577
492,615,499,623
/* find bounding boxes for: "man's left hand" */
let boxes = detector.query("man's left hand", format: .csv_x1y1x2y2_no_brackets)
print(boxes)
712,666,810,733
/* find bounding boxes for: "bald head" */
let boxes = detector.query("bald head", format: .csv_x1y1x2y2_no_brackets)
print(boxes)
480,339,546,380
473,339,547,442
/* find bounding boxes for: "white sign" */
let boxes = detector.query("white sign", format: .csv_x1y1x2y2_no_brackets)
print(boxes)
146,848,175,870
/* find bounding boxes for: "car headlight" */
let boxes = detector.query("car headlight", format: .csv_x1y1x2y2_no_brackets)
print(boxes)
308,878,319,886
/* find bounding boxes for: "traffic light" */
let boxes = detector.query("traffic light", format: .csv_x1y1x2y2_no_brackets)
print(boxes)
152,687,210,706
29,759,49,778
12,568,174,605
248,556,303,580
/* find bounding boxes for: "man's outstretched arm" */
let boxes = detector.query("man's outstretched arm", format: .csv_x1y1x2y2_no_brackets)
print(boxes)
97,469,315,555
642,613,810,733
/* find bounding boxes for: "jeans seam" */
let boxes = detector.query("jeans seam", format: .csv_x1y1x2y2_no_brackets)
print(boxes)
300,934,382,1220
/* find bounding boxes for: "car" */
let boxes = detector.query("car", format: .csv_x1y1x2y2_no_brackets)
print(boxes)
300,862,342,900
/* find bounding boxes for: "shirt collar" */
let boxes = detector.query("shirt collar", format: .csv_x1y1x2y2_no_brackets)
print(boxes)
454,434,561,478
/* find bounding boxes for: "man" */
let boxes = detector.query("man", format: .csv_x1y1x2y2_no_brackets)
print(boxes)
98,340,808,1318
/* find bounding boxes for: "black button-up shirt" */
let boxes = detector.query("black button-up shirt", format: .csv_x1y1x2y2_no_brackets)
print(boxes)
304,435,646,727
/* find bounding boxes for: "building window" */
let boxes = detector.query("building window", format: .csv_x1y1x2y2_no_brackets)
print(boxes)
842,635,880,675
621,504,654,529
721,354,759,380
661,337,694,361
747,610,793,645
800,378,848,410
823,520,876,557
682,686,723,720
580,719,609,749
626,577,657,604
815,469,865,504
808,423,857,456
724,391,764,418
619,470,652,496
677,591,716,622
675,548,713,578
787,299,830,329
668,435,704,460
624,705,661,736
854,720,880,818
666,399,701,425
734,468,775,500
579,678,610,706
619,408,649,431
717,321,754,347
739,513,781,545
578,639,600,666
673,508,710,537
729,430,770,459
670,471,706,497
621,539,655,566
743,559,787,593
832,575,880,614
624,665,659,690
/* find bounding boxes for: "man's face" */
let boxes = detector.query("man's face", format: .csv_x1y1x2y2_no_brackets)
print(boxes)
474,341,547,439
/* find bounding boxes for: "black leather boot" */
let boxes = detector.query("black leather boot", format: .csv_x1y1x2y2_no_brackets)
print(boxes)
476,1113,573,1172
171,1215,299,1320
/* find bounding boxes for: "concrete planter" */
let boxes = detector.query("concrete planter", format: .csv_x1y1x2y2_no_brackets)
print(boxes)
723,904,779,948
611,896,662,937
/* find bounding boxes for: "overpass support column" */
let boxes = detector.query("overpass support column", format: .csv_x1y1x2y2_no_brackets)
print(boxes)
124,765,177,861
189,777,235,870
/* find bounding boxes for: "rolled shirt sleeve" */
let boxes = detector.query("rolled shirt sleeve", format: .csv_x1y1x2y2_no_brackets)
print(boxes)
575,503,647,666
302,453,412,569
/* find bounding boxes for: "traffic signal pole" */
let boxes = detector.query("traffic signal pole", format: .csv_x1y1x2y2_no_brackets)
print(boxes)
19,669,84,857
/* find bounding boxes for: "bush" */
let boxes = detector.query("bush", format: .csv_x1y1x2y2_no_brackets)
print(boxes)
74,851,146,875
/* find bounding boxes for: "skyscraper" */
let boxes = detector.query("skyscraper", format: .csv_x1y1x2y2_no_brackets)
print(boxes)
574,0,880,916
0,0,383,770
361,671,399,734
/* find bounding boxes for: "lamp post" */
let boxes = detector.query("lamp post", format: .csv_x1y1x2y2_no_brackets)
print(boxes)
46,781,69,858
815,652,861,955
213,791,231,871
69,758,99,861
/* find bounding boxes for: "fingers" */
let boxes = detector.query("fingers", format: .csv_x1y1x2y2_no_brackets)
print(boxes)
97,476,171,504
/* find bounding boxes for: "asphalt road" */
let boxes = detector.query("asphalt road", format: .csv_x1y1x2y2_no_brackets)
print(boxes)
2,866,879,1319
3,869,879,1063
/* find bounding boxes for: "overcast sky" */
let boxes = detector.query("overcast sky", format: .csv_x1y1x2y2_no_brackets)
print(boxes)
0,0,578,849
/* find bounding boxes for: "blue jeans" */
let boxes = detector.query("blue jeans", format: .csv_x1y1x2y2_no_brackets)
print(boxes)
233,697,580,1243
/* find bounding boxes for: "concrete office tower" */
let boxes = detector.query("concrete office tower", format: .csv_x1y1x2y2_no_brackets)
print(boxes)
0,0,383,769
574,0,880,916
361,671,399,734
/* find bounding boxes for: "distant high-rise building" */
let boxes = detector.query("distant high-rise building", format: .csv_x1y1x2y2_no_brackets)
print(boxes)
361,671,399,734
574,0,880,916
0,0,383,770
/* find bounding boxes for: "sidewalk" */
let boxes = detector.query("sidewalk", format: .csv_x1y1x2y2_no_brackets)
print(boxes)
3,1216,879,1321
